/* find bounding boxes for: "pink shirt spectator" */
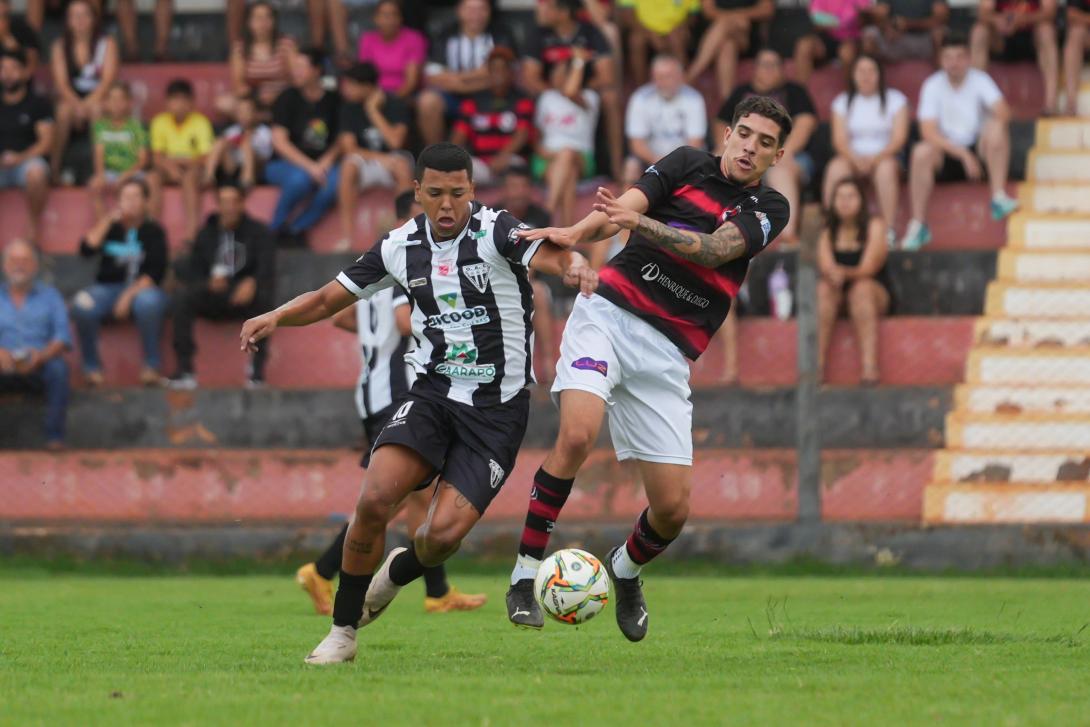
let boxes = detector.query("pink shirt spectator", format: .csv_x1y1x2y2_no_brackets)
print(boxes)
357,28,427,94
810,0,872,42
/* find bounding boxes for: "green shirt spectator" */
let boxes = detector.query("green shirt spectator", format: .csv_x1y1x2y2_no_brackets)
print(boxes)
93,116,147,174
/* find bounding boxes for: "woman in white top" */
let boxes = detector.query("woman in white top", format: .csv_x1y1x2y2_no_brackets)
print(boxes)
822,54,909,244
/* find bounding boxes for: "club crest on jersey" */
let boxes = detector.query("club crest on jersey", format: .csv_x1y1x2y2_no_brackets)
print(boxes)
571,357,609,376
489,459,505,489
720,205,742,224
438,292,459,309
437,262,452,276
462,263,491,293
508,223,530,244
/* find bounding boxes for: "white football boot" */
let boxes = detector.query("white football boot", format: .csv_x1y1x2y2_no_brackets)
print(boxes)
304,624,357,665
360,546,407,627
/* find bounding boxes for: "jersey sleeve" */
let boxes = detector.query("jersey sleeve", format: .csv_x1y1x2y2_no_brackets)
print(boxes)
728,190,791,259
631,145,693,208
492,209,542,267
391,284,410,308
336,239,398,299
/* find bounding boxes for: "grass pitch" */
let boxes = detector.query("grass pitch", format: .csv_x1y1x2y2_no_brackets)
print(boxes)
2,568,1088,726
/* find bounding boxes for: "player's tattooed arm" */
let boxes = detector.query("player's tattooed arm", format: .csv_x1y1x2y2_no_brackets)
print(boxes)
632,214,748,268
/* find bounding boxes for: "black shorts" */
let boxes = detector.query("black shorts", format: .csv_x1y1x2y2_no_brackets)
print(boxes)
370,378,531,515
360,405,396,468
936,149,983,183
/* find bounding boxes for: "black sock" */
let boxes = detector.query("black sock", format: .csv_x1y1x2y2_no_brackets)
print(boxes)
423,564,449,599
315,523,348,580
388,544,427,587
332,571,372,628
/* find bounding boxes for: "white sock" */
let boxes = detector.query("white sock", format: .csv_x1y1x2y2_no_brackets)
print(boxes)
610,545,641,580
511,554,541,585
904,219,922,236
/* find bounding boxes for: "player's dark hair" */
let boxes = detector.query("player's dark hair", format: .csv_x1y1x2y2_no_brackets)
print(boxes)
415,142,473,182
0,47,28,67
299,46,326,71
165,78,194,99
554,0,582,18
395,190,417,219
941,30,969,49
730,95,793,147
120,177,150,199
343,62,378,86
846,54,888,112
825,178,870,245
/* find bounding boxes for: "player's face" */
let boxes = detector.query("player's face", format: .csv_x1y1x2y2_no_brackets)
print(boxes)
416,168,474,239
941,46,970,83
720,113,785,186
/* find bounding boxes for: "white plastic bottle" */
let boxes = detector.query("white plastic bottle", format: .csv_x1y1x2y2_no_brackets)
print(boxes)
769,262,793,321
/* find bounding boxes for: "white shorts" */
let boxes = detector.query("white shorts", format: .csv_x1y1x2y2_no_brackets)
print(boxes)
348,154,397,189
552,293,693,466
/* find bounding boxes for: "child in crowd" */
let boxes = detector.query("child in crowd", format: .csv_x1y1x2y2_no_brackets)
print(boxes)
150,78,213,241
204,95,274,190
88,81,154,219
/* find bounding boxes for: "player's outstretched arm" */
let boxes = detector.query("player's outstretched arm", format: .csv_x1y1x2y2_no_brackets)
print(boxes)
517,187,649,249
593,187,747,268
240,279,356,353
529,244,598,297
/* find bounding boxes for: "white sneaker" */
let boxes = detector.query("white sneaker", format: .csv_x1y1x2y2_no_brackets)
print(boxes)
360,546,406,627
304,624,357,665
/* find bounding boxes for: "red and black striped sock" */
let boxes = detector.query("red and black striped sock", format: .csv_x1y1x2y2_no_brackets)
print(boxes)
624,508,675,567
518,467,575,560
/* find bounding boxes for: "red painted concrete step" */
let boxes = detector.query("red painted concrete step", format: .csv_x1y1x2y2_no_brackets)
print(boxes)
0,448,933,523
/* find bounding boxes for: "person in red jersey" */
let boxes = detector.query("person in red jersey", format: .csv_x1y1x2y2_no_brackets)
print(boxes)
505,95,791,642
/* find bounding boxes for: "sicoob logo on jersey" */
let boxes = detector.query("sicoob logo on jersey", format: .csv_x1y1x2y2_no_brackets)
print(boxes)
426,306,490,330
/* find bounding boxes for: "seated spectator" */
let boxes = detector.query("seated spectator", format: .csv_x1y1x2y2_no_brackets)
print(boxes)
150,79,213,241
971,0,1058,114
219,1,296,119
498,166,551,229
204,95,273,191
623,54,706,186
862,0,949,64
72,179,168,387
48,0,118,183
114,0,172,62
356,0,427,101
226,0,349,64
625,0,698,85
0,49,52,244
715,48,818,246
0,0,42,75
418,0,513,146
167,182,275,390
818,178,890,385
267,48,341,246
534,55,600,226
524,0,623,181
686,0,775,99
823,54,909,246
794,0,868,83
89,81,152,220
901,33,1018,250
449,47,533,187
1064,0,1090,116
0,238,70,449
336,62,412,250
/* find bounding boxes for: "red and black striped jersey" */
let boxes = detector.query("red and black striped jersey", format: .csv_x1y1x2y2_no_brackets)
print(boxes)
596,146,789,360
452,91,534,162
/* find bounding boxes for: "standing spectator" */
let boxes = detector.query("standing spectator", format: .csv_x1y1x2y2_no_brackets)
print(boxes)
89,81,151,220
686,0,775,99
0,238,70,449
0,0,42,75
150,79,213,242
715,47,818,246
534,55,600,226
167,182,275,390
524,0,624,181
1064,0,1090,116
72,179,168,387
267,48,341,246
0,49,52,245
418,0,513,146
48,0,118,183
823,54,909,246
971,0,1059,114
818,178,890,385
625,0,698,85
794,0,869,83
901,33,1018,250
449,47,533,186
623,54,707,186
336,62,412,250
356,0,427,100
862,0,950,63
220,1,297,118
114,0,173,61
204,95,273,191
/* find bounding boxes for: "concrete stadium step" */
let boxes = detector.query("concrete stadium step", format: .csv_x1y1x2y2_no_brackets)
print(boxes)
0,447,935,523
1026,150,1090,182
975,317,1090,347
996,250,1090,283
984,282,1090,317
923,483,1090,524
1017,183,1090,215
933,450,1090,483
953,384,1090,414
966,347,1090,385
944,412,1090,450
1006,213,1090,249
1034,119,1090,151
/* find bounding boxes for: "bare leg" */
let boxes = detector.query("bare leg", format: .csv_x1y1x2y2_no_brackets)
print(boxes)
542,389,608,479
24,162,50,244
1034,20,1060,113
154,0,173,58
687,16,731,83
1062,24,1087,115
307,0,326,49
226,0,246,46
667,25,690,66
764,154,801,243
146,169,164,221
872,155,901,231
182,163,202,240
26,0,45,31
627,24,650,86
543,151,573,223
531,278,556,384
562,150,583,227
327,0,350,59
793,34,823,83
908,141,940,222
636,460,691,540
720,306,738,384
416,90,447,148
115,0,140,59
822,154,854,209
338,159,359,243
846,279,889,384
715,35,742,100
817,279,842,381
51,101,74,181
597,86,625,181
970,22,991,70
979,116,1010,198
88,175,108,220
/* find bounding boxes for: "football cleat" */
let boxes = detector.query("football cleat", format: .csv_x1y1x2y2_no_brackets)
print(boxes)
604,547,649,642
295,563,333,616
304,624,357,665
425,586,488,613
506,578,544,629
359,547,406,627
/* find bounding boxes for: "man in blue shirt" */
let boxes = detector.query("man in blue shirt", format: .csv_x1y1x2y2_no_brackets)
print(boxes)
0,238,71,447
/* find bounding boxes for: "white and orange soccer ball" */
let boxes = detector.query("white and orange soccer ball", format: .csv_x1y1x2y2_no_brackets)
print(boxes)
533,548,610,625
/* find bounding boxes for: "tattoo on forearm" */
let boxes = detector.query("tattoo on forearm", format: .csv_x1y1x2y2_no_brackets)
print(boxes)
346,538,372,554
634,214,747,268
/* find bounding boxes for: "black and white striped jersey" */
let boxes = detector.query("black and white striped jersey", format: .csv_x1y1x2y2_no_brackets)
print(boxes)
353,286,414,421
336,202,541,407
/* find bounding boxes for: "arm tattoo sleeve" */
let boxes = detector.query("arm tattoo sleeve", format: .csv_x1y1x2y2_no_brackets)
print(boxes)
634,214,748,268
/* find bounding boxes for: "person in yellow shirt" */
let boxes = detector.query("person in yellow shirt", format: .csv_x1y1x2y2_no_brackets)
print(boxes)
150,79,213,240
623,0,699,84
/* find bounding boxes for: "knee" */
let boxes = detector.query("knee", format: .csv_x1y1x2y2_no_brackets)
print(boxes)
40,356,69,384
131,289,167,319
875,156,899,181
417,90,444,117
415,523,462,563
651,499,689,536
847,281,876,312
910,142,934,167
24,163,48,188
556,421,597,459
354,488,392,527
70,290,99,323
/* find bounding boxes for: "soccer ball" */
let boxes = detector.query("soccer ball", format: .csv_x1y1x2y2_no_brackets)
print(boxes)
534,548,610,625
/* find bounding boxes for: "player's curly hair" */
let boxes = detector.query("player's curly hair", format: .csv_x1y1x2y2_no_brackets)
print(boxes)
731,96,793,148
415,143,473,182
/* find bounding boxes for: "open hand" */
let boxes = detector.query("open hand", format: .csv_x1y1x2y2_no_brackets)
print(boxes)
592,187,639,231
240,312,277,353
960,152,983,182
516,226,579,249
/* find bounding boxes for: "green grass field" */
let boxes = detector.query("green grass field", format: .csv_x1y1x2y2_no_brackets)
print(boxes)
2,568,1088,726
